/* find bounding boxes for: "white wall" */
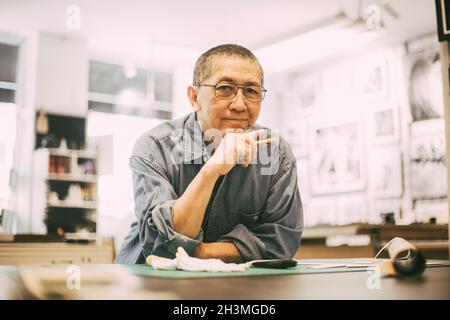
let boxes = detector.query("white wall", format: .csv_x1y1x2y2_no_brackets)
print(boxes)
172,63,195,119
35,33,88,116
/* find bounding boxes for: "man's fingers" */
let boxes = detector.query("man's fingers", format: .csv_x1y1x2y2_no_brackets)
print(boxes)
220,130,264,166
240,144,252,167
235,140,252,166
236,140,248,163
232,132,259,166
244,143,253,167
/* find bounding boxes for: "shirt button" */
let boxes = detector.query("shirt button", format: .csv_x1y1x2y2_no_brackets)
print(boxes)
254,216,259,221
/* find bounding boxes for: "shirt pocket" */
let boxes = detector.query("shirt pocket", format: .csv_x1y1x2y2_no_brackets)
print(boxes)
233,210,262,229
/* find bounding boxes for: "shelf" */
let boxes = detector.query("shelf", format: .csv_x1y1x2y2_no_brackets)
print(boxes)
32,145,99,236
47,201,97,210
65,232,97,241
46,148,97,159
47,173,97,183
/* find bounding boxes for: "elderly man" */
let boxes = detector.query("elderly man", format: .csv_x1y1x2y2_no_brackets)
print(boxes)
115,44,303,264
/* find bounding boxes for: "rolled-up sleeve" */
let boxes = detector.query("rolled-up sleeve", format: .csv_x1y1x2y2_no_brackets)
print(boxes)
130,154,203,259
218,161,303,261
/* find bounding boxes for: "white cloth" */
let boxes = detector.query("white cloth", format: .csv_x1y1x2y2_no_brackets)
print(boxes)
146,247,249,272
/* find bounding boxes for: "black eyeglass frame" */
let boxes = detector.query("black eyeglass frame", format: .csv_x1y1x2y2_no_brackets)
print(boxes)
196,83,267,102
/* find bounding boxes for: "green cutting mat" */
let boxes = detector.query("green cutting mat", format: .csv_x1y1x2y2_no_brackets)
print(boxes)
126,260,450,279
126,264,368,279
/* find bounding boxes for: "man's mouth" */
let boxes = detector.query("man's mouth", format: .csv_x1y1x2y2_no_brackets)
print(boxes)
224,118,248,122
223,118,248,126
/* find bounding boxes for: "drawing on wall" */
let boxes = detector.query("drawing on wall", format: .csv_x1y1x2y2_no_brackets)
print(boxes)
293,73,321,116
354,56,389,102
282,121,308,158
414,201,449,224
309,118,365,194
370,146,403,199
368,106,400,145
375,109,394,134
409,119,448,200
406,49,444,122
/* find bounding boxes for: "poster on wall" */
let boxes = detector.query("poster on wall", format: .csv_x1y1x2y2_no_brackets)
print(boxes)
414,201,449,224
409,118,448,200
405,45,444,122
370,146,403,199
308,118,365,195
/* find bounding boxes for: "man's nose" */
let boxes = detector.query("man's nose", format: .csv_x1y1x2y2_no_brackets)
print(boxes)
229,88,247,111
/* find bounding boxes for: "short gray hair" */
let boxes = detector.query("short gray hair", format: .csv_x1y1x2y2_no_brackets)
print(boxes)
193,44,264,85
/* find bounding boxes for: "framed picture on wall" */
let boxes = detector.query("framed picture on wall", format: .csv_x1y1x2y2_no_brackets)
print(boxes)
370,146,403,199
292,73,322,117
308,117,366,195
414,200,449,224
409,118,448,200
367,105,400,145
354,55,390,103
404,47,444,122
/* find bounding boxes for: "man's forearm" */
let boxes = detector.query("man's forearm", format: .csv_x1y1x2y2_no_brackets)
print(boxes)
172,165,219,239
194,242,243,263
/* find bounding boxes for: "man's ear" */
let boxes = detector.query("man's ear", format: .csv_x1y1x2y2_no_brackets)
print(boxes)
187,85,201,112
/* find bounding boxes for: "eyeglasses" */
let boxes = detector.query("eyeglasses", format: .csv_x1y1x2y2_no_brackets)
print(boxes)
196,83,267,102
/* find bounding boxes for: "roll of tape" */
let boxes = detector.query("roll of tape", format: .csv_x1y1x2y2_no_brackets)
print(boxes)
379,237,426,278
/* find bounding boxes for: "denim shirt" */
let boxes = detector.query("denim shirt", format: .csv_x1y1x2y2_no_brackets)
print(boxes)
115,112,303,264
